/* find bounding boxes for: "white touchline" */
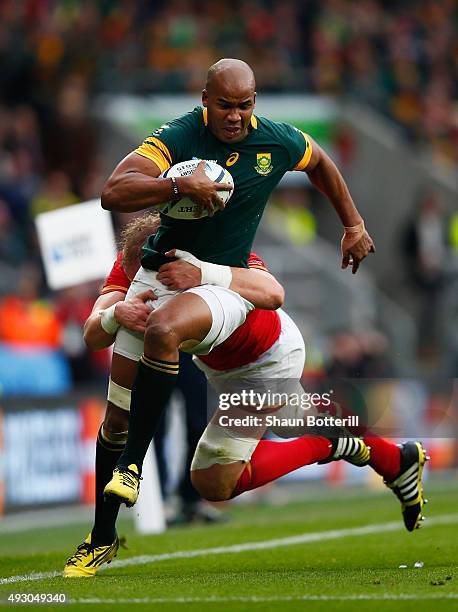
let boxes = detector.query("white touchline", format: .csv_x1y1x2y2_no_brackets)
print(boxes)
65,594,458,604
1,513,457,585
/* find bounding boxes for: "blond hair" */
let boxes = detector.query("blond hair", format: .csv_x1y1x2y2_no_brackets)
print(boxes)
119,212,161,273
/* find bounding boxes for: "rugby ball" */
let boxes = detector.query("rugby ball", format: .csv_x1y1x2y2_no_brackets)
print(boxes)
159,160,234,220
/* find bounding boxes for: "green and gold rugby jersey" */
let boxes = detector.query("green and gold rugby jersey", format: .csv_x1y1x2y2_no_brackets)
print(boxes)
135,106,312,269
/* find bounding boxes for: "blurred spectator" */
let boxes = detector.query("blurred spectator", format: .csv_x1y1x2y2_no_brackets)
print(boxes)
268,186,317,246
55,283,109,384
0,263,72,397
317,328,393,436
401,188,449,357
41,76,98,196
0,264,61,348
0,199,28,267
30,171,78,217
325,329,392,379
402,189,448,290
78,162,107,202
0,104,43,228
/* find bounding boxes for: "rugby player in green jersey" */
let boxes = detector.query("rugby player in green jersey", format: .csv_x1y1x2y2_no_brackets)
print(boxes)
100,59,375,512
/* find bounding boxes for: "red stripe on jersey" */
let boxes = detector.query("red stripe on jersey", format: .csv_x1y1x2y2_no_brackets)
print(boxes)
100,252,130,294
198,250,281,371
246,255,268,272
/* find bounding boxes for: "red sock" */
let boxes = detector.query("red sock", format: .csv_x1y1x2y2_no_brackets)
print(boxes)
364,437,400,482
233,437,331,497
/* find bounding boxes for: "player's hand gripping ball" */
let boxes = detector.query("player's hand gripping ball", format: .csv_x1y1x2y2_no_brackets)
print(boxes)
160,160,234,220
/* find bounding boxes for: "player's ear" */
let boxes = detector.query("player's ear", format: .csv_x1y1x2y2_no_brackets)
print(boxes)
202,89,208,107
253,92,256,106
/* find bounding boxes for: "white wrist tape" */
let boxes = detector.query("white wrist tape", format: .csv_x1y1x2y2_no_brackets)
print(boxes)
200,261,232,287
100,303,120,335
173,249,232,288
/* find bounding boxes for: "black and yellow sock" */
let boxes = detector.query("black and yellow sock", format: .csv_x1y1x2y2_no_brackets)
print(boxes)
91,425,125,546
117,355,179,471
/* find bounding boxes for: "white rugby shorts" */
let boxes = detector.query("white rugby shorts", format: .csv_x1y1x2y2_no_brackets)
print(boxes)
113,266,254,361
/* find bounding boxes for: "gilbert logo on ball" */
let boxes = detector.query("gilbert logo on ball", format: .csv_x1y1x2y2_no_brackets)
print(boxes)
160,160,234,220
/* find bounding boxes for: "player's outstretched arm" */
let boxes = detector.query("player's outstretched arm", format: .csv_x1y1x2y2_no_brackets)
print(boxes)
304,138,375,274
101,156,231,215
157,250,284,310
84,290,156,350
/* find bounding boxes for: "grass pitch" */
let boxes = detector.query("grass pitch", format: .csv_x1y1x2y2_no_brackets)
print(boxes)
0,480,457,611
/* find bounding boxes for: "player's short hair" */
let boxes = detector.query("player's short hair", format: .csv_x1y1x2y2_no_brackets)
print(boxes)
119,213,160,273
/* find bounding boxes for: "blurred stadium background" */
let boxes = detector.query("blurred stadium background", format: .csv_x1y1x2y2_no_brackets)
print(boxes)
0,0,456,539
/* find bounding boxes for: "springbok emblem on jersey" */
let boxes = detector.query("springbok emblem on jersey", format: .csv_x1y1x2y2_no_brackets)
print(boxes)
255,153,273,175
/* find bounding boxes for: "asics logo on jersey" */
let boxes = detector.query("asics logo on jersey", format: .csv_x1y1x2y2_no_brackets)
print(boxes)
255,153,273,175
226,152,239,167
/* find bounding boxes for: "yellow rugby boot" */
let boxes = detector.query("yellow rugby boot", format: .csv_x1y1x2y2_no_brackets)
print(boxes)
103,464,141,507
63,533,119,577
